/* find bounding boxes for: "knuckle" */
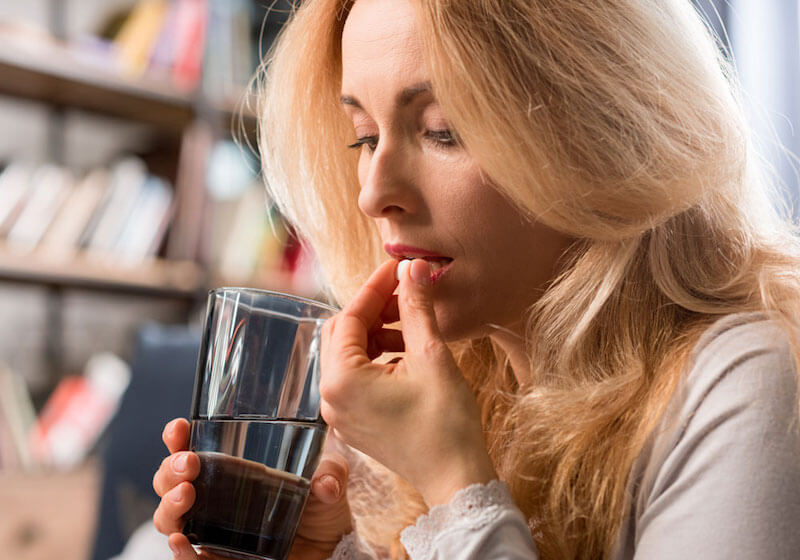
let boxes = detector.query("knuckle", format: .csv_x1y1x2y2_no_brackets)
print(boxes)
181,481,196,503
404,291,430,313
417,337,445,358
318,374,347,405
152,470,163,496
320,401,338,427
161,423,172,446
153,509,166,534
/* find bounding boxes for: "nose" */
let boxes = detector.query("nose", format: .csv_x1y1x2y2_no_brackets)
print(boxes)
357,141,417,218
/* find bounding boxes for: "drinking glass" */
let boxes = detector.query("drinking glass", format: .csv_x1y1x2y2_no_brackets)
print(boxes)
182,288,337,560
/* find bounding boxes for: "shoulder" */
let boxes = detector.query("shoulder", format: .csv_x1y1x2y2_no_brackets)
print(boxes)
679,312,798,423
655,311,799,466
689,311,796,381
620,313,800,558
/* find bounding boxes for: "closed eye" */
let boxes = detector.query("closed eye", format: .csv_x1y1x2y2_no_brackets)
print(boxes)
347,135,378,152
426,129,459,148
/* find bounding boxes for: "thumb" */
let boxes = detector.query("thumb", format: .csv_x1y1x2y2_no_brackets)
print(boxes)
398,259,447,356
310,451,349,505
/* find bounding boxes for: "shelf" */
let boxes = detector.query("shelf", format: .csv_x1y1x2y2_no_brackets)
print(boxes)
0,248,205,299
0,29,256,134
0,247,310,300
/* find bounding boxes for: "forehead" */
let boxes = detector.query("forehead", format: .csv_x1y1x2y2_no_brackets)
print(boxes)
341,0,425,92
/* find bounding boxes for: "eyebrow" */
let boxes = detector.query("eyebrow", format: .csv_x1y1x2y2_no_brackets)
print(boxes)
339,81,433,110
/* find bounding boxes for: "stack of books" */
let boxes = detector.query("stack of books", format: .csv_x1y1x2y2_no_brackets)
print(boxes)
0,354,131,472
0,157,174,267
0,146,320,291
112,0,256,100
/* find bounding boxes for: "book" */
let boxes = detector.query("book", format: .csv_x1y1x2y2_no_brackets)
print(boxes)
0,364,36,471
202,0,254,104
113,0,169,78
5,164,73,253
216,184,273,280
147,0,181,79
114,175,174,265
0,161,35,237
171,0,209,92
83,157,148,257
37,168,110,260
230,0,256,90
29,353,131,471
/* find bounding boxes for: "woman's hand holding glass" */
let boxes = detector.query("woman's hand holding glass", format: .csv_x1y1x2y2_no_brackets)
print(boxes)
320,259,497,507
152,419,354,560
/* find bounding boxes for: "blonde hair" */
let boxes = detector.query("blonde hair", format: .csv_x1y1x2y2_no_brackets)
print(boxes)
257,0,800,558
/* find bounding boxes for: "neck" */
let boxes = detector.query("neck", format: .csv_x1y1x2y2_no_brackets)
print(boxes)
487,321,531,387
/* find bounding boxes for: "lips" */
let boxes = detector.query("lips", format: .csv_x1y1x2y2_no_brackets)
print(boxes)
384,243,454,283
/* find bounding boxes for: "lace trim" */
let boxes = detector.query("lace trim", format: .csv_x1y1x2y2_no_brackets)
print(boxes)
329,531,377,560
400,479,516,559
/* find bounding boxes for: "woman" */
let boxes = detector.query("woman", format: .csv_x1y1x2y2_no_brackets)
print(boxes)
152,0,800,558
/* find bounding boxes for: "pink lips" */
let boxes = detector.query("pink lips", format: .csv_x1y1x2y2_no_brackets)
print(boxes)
384,243,454,285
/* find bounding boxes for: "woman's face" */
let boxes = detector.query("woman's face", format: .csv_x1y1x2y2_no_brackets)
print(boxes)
341,0,573,342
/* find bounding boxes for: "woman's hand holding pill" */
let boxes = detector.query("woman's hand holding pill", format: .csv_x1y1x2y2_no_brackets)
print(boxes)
320,259,497,507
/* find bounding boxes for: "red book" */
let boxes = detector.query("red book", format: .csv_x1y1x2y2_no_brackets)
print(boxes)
171,0,209,92
29,354,130,470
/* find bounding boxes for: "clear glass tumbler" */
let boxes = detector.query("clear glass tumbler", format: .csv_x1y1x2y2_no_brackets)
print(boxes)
182,288,337,560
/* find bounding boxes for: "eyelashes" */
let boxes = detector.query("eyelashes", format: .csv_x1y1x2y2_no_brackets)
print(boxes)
426,129,459,147
347,135,378,151
347,130,460,153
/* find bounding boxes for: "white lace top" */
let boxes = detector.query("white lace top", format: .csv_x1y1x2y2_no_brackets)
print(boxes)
327,314,800,559
330,480,536,559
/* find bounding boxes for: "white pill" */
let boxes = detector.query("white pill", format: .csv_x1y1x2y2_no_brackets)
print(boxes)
396,259,411,281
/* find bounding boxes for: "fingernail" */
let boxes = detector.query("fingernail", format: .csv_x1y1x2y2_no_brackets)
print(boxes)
169,488,183,503
173,454,188,473
321,474,342,498
169,542,180,556
410,259,431,286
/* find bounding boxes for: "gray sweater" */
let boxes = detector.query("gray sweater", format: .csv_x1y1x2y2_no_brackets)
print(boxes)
333,312,800,559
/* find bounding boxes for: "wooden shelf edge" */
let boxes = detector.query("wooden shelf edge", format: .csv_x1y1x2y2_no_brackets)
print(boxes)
0,30,256,131
0,249,314,301
0,248,205,299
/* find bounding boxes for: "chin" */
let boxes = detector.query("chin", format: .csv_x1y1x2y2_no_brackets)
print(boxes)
434,308,487,344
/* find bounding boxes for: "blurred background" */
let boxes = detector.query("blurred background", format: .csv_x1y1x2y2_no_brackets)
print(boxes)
0,1,797,560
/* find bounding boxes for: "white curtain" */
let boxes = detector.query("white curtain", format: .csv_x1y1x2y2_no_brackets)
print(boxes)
694,0,800,219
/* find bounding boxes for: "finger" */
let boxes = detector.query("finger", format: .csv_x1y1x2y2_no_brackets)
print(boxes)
367,328,405,360
153,481,196,535
162,418,191,454
310,453,349,505
398,259,447,354
335,260,398,355
153,452,201,497
378,295,399,326
168,533,198,559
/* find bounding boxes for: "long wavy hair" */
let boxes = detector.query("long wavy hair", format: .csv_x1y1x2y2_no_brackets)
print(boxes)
255,1,800,558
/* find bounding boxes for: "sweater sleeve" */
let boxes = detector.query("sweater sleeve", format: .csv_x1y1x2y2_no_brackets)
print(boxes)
399,480,539,560
625,316,800,559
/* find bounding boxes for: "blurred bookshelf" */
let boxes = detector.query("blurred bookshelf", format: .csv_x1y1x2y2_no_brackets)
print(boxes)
0,243,203,298
0,0,312,499
0,0,313,554
0,28,196,133
0,1,313,308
